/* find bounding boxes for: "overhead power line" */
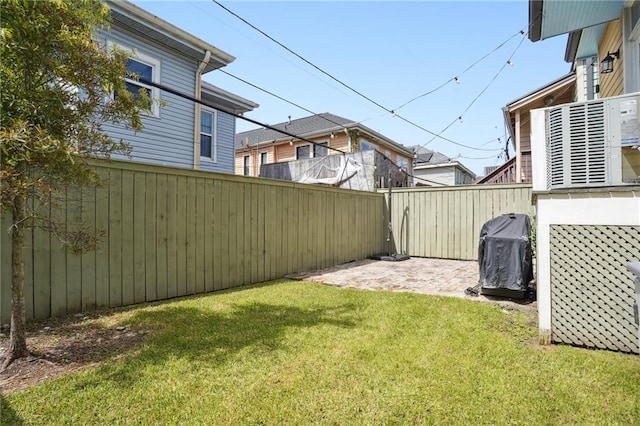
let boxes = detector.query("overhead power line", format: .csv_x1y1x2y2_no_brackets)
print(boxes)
211,0,514,151
140,77,348,155
212,0,390,113
139,77,453,187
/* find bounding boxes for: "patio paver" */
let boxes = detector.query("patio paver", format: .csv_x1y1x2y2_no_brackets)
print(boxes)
288,257,537,311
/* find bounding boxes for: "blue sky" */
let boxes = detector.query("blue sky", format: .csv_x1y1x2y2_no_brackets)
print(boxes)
133,0,570,175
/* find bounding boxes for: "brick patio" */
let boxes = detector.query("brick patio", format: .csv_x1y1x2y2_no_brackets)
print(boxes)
288,257,537,311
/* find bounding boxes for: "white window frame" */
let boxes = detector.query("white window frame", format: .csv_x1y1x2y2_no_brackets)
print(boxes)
259,151,268,166
200,108,217,162
108,41,161,117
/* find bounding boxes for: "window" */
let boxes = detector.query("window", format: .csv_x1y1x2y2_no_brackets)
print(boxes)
360,141,376,151
313,142,328,157
124,56,160,116
200,110,215,160
243,155,250,176
259,152,268,175
397,157,409,172
296,145,310,159
109,42,160,116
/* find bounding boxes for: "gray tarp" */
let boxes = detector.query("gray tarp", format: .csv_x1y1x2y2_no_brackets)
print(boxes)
478,213,533,292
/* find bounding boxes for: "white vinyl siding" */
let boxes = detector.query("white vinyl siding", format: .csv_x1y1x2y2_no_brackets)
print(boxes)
101,26,238,174
103,28,196,169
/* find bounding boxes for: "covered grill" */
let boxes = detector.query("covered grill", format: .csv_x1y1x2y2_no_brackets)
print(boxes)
478,213,534,299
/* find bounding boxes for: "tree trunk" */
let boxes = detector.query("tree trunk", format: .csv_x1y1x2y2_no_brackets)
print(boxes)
2,192,29,371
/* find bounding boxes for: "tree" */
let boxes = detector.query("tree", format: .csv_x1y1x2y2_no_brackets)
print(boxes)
0,0,145,370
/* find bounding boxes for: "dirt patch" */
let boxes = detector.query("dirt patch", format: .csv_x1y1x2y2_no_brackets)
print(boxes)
0,311,149,395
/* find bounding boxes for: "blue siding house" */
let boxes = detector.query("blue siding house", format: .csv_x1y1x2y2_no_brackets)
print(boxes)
101,0,257,173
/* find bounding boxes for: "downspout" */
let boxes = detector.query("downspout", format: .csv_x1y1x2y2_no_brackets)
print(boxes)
193,50,212,169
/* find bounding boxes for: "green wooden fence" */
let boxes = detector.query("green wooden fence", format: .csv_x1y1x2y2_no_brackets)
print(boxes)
0,160,385,322
1,161,533,323
386,184,533,260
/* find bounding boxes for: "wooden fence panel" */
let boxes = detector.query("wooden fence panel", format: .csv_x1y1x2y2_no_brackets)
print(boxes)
387,184,533,261
0,163,533,324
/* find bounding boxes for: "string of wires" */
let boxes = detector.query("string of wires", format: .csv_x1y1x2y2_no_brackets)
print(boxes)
109,4,446,183
138,77,448,187
111,10,476,185
138,77,348,156
393,30,525,112
114,3,512,155
419,33,528,149
211,0,522,150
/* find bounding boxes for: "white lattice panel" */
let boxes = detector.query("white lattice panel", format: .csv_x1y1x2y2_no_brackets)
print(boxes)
550,225,640,354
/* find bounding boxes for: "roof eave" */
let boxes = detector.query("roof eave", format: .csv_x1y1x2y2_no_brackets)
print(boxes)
414,162,474,178
236,120,414,157
106,0,235,71
505,73,576,111
201,82,259,114
564,30,582,62
528,0,544,42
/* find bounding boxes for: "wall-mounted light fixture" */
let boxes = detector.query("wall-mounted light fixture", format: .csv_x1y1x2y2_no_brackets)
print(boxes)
600,49,620,74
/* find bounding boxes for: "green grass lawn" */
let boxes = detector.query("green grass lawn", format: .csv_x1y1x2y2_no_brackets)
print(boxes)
2,280,640,425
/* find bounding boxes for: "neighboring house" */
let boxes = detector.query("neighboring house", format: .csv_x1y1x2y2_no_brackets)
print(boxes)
479,73,576,185
411,147,476,186
101,0,257,173
234,113,414,180
528,0,640,354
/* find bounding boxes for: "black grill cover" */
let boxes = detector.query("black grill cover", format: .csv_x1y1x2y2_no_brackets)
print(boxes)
478,213,533,293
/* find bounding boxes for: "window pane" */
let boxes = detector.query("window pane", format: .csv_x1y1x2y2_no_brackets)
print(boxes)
243,156,250,175
200,134,212,158
296,145,310,159
124,82,151,108
126,59,153,81
201,111,213,134
361,141,375,151
314,142,328,157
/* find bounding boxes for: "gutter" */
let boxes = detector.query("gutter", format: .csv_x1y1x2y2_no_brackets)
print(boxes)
564,30,582,63
502,106,515,150
193,50,212,169
106,0,235,65
528,0,544,42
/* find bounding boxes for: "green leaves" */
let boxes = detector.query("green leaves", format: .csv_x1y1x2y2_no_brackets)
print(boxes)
1,0,143,229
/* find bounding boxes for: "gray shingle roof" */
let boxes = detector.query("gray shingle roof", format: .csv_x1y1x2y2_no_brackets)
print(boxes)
235,113,355,150
235,113,412,157
412,146,452,165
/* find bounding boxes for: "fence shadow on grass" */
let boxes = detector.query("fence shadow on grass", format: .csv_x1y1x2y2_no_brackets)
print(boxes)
73,300,361,389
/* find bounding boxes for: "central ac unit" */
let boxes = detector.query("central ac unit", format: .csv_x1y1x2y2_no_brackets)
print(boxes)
545,93,640,189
